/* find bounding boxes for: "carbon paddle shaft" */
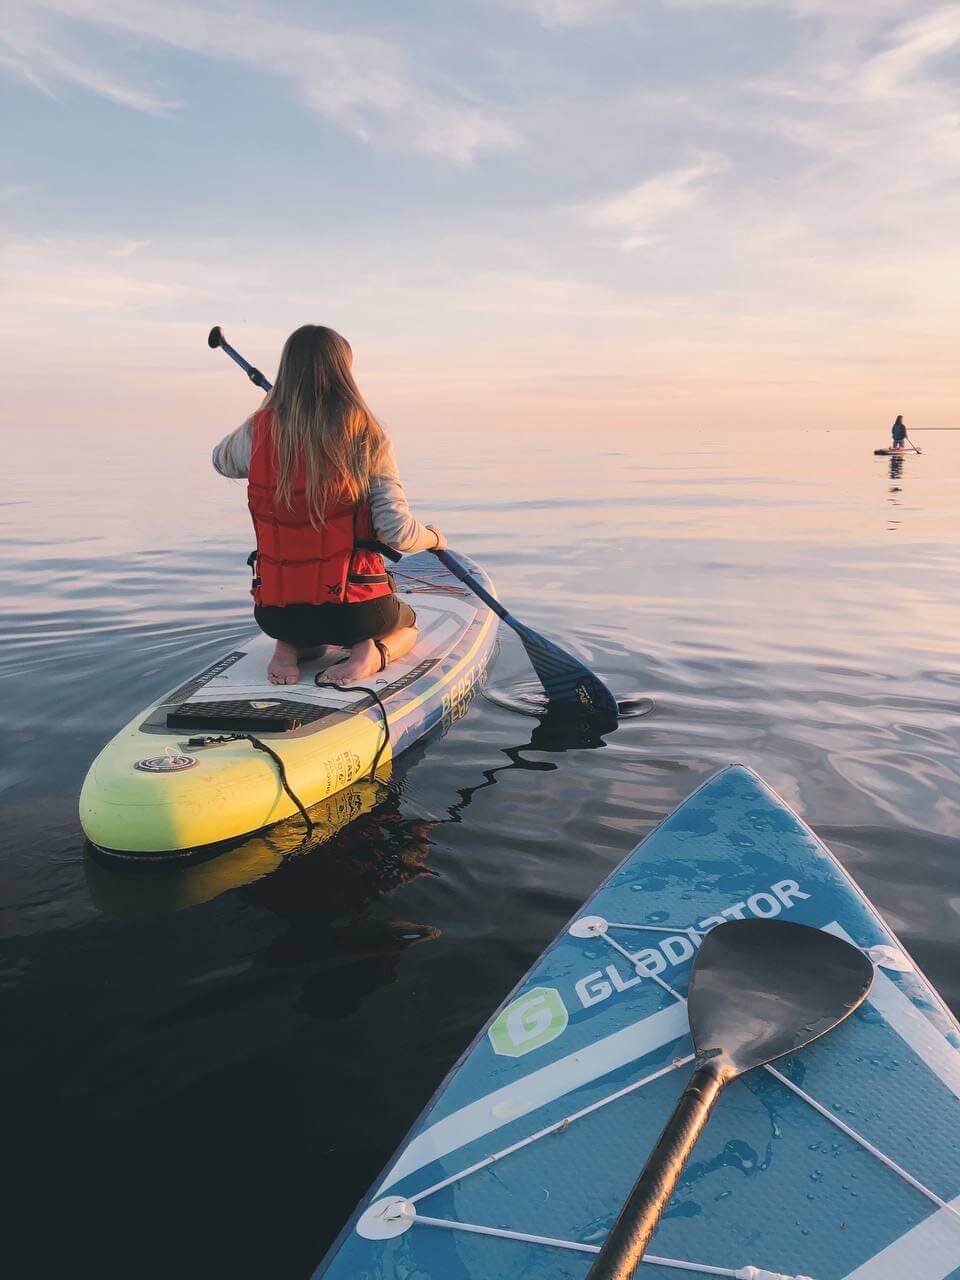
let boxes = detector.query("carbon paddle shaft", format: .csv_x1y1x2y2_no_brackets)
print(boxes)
207,326,271,391
432,549,509,621
587,1062,727,1280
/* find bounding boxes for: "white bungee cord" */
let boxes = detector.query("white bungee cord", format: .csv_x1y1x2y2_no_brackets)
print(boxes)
361,1192,806,1280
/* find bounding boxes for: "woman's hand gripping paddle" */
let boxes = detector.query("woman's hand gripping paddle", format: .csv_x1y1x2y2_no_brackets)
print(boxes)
208,326,620,724
587,918,874,1280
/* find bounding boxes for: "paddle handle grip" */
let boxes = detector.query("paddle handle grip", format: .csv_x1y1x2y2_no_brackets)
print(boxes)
587,1061,726,1280
208,326,272,391
431,548,509,621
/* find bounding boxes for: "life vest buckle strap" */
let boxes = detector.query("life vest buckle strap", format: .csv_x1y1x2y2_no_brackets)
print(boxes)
246,549,261,590
356,538,403,564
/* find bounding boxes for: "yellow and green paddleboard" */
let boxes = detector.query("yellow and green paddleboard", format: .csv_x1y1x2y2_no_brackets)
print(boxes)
80,551,498,862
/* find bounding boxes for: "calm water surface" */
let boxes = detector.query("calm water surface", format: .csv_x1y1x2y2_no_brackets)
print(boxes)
3,424,959,1277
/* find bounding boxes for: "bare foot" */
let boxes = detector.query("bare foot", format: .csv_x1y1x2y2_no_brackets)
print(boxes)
267,640,301,685
323,639,381,686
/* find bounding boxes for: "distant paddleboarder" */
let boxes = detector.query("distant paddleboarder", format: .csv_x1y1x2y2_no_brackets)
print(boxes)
891,415,908,450
212,325,446,687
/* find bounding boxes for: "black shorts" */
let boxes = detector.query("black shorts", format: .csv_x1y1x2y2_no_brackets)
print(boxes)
254,595,417,649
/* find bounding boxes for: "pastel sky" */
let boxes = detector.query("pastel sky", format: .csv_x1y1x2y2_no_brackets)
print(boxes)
3,0,959,433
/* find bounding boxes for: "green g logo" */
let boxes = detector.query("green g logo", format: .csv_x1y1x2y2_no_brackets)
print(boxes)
489,986,568,1057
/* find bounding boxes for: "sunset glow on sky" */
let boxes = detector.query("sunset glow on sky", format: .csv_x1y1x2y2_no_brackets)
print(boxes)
3,0,959,433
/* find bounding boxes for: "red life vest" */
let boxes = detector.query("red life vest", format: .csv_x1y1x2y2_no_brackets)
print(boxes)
246,409,393,608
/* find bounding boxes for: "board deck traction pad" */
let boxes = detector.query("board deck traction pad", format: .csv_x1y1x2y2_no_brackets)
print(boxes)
159,562,483,727
315,765,960,1280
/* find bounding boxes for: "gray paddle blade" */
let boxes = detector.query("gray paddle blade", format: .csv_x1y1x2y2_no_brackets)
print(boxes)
689,919,874,1076
516,623,620,721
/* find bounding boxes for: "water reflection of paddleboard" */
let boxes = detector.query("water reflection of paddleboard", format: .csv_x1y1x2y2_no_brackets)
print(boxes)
84,773,392,916
80,551,498,863
316,765,960,1280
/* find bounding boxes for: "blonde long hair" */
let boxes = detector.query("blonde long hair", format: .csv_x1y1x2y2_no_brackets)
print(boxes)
263,325,387,525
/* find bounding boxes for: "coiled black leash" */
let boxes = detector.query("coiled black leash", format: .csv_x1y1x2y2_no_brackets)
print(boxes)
314,678,392,781
186,732,315,834
186,684,390,844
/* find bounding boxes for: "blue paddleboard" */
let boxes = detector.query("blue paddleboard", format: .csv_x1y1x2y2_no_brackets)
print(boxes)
315,765,960,1279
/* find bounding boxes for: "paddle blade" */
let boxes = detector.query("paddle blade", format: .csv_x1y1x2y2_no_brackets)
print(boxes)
689,919,873,1076
587,920,873,1279
512,621,620,721
432,549,619,722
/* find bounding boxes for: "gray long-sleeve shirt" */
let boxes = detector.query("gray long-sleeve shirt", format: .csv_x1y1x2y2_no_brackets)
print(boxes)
212,417,439,554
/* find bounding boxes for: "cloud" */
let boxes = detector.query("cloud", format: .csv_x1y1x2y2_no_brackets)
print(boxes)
748,3,960,105
3,225,959,435
0,12,179,115
579,154,730,249
856,5,960,99
4,0,960,434
500,0,620,28
3,0,519,163
744,4,960,196
664,0,916,13
3,237,194,312
110,239,151,257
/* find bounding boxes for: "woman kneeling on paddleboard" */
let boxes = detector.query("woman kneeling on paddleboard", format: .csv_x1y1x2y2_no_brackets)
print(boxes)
212,325,446,687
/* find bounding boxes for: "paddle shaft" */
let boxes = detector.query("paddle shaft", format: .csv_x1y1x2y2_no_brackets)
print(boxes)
432,548,509,621
587,1061,727,1280
435,548,619,717
209,327,271,391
